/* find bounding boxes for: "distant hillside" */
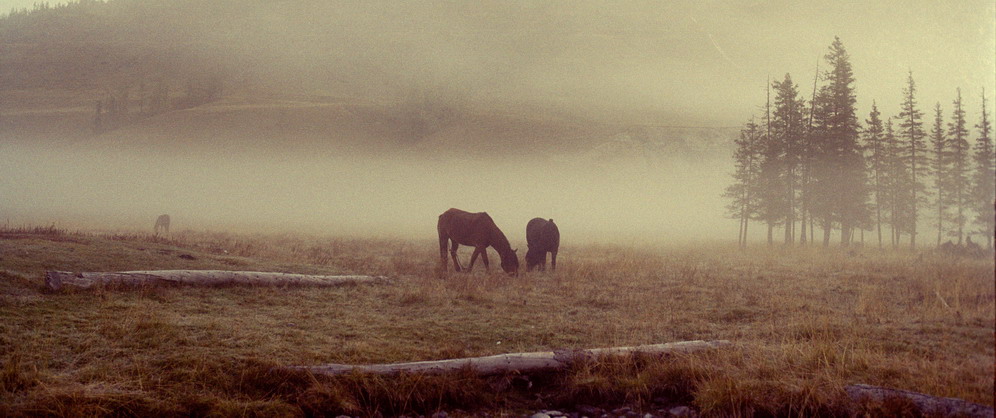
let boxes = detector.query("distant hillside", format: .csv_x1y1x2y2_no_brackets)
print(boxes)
0,0,238,89
0,1,738,160
84,94,736,161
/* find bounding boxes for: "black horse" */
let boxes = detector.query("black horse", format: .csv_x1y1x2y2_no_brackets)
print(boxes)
525,218,559,271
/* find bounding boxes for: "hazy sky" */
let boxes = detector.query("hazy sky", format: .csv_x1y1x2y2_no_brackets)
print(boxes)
231,0,994,125
3,1,993,125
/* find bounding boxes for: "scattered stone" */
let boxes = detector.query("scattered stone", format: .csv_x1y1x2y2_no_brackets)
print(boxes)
643,413,655,418
544,411,565,417
611,406,631,415
667,405,697,418
530,413,551,418
576,405,602,416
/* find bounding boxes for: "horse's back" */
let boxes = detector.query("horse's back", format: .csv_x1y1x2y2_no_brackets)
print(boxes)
526,218,559,250
438,208,494,245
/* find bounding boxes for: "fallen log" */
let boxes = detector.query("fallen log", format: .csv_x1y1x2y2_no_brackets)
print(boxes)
45,270,391,292
294,340,731,376
846,384,994,418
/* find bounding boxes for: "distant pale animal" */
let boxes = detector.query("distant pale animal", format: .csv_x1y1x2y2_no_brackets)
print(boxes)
525,218,559,272
154,214,171,235
437,208,519,275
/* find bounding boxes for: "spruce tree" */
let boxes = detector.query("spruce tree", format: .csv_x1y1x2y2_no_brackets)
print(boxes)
863,102,887,248
929,102,948,246
724,119,763,248
810,37,865,246
946,89,971,244
897,71,928,249
883,118,912,247
757,81,786,246
971,89,995,249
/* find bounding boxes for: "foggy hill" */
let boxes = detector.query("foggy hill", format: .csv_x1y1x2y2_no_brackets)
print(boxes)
89,94,736,162
1,1,738,162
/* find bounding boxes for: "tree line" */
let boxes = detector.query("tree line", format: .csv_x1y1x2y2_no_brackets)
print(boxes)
724,37,994,250
93,75,223,133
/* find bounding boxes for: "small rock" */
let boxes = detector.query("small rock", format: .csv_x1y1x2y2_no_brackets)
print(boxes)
643,414,656,418
545,411,565,417
530,413,551,418
612,407,631,415
667,406,697,418
576,405,601,416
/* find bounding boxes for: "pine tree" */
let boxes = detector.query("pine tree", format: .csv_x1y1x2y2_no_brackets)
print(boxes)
809,37,866,246
929,102,948,246
897,71,928,249
724,119,763,248
863,102,887,248
883,118,912,247
757,81,786,245
946,88,971,244
971,89,995,249
799,63,820,246
771,74,807,244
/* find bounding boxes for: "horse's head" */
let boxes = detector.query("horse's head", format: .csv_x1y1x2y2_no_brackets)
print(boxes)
525,248,544,271
501,248,519,276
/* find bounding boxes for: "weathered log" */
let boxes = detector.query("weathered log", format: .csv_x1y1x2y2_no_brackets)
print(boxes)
846,383,994,418
295,340,731,376
45,270,391,291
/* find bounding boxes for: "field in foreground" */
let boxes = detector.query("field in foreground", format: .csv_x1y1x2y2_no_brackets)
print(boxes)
0,227,993,416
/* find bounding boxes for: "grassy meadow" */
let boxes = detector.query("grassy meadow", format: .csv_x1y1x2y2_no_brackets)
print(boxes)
0,226,993,416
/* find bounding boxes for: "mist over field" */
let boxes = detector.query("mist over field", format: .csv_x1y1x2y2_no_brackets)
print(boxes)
0,131,732,243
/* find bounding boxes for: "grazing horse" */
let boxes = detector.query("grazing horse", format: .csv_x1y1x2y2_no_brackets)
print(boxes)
525,218,559,271
154,214,170,236
437,208,519,275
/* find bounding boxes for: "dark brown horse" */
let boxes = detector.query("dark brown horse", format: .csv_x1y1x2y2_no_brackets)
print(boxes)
437,208,519,275
525,218,559,271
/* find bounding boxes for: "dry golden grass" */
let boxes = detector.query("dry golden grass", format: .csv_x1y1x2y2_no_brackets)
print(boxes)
0,227,992,416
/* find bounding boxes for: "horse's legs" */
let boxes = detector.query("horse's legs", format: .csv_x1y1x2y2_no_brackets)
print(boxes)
480,247,490,270
550,251,557,271
439,236,449,270
449,242,463,272
468,247,481,271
